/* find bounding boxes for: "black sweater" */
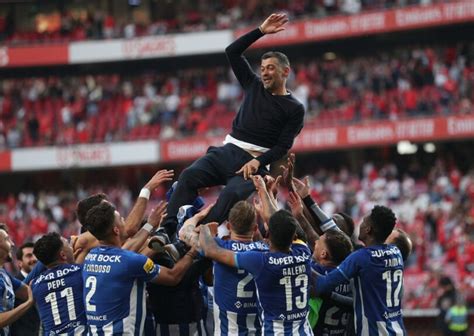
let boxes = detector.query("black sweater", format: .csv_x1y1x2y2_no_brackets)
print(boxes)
225,28,305,167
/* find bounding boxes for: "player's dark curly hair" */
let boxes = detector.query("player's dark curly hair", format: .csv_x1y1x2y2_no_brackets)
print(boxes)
229,201,256,235
76,193,108,227
268,210,297,251
85,202,116,241
33,232,63,266
369,205,397,243
324,229,353,265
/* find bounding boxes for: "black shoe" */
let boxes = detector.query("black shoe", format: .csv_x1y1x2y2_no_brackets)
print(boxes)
164,240,190,262
148,230,170,252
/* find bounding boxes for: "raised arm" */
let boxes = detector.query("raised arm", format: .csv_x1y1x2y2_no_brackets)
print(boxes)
226,13,288,89
287,191,319,248
302,194,340,234
199,224,237,267
122,201,167,252
124,169,174,237
252,175,278,228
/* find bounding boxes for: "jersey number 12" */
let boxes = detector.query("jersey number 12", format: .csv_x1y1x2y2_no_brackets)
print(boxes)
382,269,403,307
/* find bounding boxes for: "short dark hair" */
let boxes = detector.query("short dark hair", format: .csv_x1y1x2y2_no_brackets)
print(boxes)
391,228,412,262
16,242,35,260
85,202,116,241
261,51,290,68
324,229,353,265
268,210,297,251
228,201,256,235
0,223,9,233
294,222,307,243
369,205,397,243
33,233,63,266
335,212,355,237
77,193,107,226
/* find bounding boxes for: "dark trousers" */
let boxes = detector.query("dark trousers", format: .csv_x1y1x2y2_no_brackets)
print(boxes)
162,143,269,238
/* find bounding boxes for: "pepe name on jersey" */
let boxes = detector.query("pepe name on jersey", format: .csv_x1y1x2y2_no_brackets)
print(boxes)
31,264,86,336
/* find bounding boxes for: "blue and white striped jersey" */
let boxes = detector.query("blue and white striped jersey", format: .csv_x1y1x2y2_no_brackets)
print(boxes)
235,241,313,336
82,246,160,335
31,264,87,336
213,239,268,335
310,262,352,335
0,268,22,336
316,244,407,336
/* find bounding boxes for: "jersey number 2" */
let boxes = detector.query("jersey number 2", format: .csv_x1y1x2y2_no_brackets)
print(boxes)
85,276,97,312
236,269,254,298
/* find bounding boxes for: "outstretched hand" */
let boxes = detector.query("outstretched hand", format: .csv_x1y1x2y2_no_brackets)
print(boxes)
147,201,168,228
179,205,215,248
281,153,296,191
287,191,304,218
145,169,174,191
292,176,310,199
260,13,289,35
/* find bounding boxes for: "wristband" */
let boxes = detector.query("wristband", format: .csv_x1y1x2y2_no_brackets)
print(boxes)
320,219,338,232
142,223,154,233
139,188,151,200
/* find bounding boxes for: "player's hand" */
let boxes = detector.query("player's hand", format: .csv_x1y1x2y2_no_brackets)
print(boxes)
292,176,310,199
147,201,168,228
73,246,83,261
287,191,304,218
253,197,270,232
264,175,282,199
251,175,267,192
197,222,219,236
25,284,34,306
260,13,289,35
183,203,214,228
285,153,296,190
144,169,174,191
236,159,260,180
179,204,215,245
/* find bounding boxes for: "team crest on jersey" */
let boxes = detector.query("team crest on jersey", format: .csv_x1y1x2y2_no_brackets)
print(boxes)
143,258,154,273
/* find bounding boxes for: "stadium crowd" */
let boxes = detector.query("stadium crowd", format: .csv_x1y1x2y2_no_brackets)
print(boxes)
0,4,472,335
1,158,472,311
0,41,472,149
0,0,449,45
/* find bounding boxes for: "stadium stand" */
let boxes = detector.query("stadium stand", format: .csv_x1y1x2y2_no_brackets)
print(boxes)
1,0,442,45
0,41,472,148
0,1,473,334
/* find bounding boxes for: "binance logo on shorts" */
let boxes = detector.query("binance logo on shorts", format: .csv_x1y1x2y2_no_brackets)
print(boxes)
143,258,154,273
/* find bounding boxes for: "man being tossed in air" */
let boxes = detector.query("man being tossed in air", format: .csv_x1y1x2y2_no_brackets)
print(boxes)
156,13,304,252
